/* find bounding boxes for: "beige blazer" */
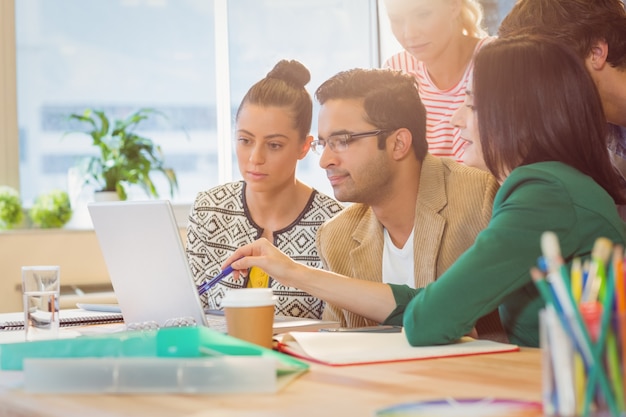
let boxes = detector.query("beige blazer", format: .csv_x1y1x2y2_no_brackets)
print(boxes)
317,155,506,341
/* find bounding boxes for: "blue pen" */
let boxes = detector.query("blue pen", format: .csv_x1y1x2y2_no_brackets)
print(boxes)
197,265,235,296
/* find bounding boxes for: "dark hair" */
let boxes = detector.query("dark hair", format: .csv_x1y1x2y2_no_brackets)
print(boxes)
315,68,428,161
473,35,626,204
235,59,312,140
498,0,626,69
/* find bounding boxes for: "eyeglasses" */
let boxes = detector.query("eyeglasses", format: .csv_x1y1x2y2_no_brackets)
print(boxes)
311,129,392,154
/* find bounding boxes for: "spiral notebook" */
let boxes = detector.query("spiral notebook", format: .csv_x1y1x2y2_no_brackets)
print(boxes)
0,309,124,331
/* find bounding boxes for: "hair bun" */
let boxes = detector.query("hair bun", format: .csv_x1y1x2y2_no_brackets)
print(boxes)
267,59,310,88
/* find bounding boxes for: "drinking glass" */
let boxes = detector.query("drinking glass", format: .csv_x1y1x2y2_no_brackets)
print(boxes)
22,266,61,341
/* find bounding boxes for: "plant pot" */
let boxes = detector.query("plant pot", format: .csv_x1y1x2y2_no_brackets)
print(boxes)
94,191,120,202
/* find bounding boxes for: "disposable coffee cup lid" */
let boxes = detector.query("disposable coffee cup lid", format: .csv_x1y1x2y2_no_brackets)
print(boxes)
221,288,276,307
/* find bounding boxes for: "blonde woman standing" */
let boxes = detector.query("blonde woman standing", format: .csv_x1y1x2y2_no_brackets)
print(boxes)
383,0,491,162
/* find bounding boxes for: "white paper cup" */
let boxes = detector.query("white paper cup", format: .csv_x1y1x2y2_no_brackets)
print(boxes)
222,289,276,349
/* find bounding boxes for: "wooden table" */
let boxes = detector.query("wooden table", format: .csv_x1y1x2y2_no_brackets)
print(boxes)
0,348,543,417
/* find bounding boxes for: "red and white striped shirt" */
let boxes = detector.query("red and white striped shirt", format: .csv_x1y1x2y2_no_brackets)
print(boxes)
384,37,494,162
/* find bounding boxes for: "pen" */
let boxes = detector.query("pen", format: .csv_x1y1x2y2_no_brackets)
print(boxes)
582,238,612,303
531,268,575,416
606,331,625,411
570,257,585,414
538,307,557,416
616,249,626,405
582,240,619,417
571,258,583,303
607,245,625,411
541,233,593,362
319,325,402,333
197,265,235,296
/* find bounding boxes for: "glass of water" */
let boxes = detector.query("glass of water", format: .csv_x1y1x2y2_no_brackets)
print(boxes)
21,266,61,341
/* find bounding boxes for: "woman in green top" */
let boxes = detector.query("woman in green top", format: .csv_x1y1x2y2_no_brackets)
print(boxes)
222,35,626,347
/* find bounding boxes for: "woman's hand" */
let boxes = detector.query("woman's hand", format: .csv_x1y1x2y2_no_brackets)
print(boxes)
467,327,478,339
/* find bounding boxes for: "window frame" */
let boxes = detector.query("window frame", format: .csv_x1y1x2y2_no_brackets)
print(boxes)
0,0,19,191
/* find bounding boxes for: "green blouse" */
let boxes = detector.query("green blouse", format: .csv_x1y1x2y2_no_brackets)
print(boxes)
384,162,626,347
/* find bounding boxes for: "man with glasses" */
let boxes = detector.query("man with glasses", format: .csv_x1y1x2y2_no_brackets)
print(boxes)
312,68,506,342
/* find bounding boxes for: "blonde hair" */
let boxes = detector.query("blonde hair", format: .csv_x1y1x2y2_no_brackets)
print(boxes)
460,0,488,38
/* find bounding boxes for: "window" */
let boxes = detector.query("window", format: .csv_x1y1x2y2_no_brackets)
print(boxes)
11,0,379,213
2,0,517,225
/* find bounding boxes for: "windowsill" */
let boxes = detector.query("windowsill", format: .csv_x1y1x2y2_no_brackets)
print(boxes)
1,202,191,233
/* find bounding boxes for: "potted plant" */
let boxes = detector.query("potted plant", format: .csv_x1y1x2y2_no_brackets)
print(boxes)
0,186,24,230
29,189,73,229
66,108,178,201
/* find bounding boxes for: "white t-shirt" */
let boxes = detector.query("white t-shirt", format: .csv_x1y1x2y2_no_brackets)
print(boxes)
382,227,415,287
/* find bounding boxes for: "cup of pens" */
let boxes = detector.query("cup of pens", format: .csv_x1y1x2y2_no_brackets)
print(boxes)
534,232,626,417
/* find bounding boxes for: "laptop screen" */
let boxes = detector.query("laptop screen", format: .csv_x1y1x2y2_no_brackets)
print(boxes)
88,200,209,328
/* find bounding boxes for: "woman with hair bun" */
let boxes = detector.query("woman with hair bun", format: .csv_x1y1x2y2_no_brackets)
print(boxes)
186,60,343,319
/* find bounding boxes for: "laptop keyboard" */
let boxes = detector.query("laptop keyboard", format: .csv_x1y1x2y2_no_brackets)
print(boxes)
205,314,228,333
204,313,319,334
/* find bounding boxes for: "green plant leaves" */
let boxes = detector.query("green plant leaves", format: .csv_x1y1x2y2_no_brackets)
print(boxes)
29,190,72,229
65,108,178,200
0,186,24,230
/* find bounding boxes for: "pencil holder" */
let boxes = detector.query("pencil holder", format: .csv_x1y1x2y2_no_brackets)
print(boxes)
535,235,626,417
539,306,626,417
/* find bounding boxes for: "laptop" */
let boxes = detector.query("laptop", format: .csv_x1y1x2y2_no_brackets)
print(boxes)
88,200,209,328
87,200,339,333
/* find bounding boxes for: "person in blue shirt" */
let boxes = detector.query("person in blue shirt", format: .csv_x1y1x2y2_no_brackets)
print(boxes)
222,35,626,347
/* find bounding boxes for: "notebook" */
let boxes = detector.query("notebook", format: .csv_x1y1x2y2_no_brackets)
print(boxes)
0,309,124,331
87,200,339,333
275,332,519,366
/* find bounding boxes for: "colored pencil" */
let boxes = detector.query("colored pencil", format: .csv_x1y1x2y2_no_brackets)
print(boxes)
572,257,583,303
616,248,626,406
571,257,585,413
582,238,613,303
583,240,619,417
609,245,625,411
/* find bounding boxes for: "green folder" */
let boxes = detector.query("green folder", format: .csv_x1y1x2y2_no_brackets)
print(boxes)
0,327,309,393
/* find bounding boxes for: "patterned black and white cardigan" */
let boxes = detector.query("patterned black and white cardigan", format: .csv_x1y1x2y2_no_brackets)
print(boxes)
186,181,343,319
